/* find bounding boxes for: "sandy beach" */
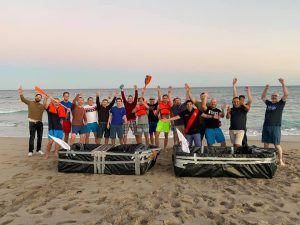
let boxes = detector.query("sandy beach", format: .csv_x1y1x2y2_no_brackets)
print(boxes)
0,137,299,225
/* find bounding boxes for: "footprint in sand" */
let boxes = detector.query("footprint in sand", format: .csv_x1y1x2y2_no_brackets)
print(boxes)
171,201,181,208
224,187,236,195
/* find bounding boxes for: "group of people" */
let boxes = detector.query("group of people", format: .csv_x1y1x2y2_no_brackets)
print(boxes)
19,78,288,165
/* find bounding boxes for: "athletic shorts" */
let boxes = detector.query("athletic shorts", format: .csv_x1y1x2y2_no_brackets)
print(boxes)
262,125,281,145
110,125,124,139
85,122,99,133
205,128,225,145
62,120,71,134
156,120,171,133
98,122,110,139
72,125,86,135
229,130,245,145
123,120,137,136
136,124,149,135
48,129,64,139
149,122,158,134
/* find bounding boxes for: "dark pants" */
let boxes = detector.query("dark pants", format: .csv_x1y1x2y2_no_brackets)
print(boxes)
200,124,206,143
242,129,248,147
29,122,43,153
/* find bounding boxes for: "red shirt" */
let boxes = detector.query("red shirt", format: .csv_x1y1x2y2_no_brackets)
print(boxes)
121,90,138,121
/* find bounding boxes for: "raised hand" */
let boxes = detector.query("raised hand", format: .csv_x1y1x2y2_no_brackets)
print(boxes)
115,90,119,96
221,104,226,111
233,78,238,86
18,85,23,95
134,85,137,90
168,86,173,93
184,83,190,91
265,84,270,89
96,91,100,97
278,78,285,85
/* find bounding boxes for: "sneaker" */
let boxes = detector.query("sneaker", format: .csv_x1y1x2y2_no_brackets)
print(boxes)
28,152,33,157
37,150,44,155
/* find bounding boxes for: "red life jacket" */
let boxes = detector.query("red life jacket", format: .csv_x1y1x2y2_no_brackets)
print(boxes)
48,103,67,119
135,105,147,117
159,101,171,115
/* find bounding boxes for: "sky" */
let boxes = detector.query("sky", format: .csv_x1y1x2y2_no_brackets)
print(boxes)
1,0,300,89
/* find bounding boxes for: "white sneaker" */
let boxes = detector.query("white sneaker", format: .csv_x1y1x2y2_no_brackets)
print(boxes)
28,152,33,157
37,150,44,155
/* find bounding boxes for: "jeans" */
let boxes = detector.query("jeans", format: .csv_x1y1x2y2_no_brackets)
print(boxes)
29,122,43,153
185,133,202,147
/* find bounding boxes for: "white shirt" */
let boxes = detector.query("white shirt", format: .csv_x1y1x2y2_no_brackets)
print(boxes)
84,104,98,124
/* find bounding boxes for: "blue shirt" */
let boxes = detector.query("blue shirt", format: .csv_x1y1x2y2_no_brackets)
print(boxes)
60,101,73,121
110,106,126,125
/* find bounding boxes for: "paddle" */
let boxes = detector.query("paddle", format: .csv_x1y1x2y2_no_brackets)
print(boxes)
34,86,69,110
144,75,152,89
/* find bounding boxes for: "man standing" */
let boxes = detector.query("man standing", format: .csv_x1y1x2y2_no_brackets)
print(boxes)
226,97,249,148
171,97,187,145
204,98,226,147
60,92,72,143
261,78,288,166
133,97,150,145
232,78,252,146
148,86,161,145
155,86,173,150
70,94,87,145
186,83,208,143
84,97,99,144
44,97,66,159
96,91,117,144
107,98,127,145
121,85,138,144
18,86,45,157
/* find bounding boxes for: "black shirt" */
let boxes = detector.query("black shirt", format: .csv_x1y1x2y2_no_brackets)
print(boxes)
205,107,221,129
96,96,116,123
179,109,203,135
148,103,159,123
47,107,63,130
230,106,248,130
264,99,286,126
172,103,187,126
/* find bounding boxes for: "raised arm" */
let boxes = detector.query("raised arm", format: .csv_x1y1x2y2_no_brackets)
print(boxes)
43,97,49,109
18,86,30,105
220,104,226,118
108,94,117,109
201,91,208,111
133,85,138,105
233,78,238,98
168,86,173,107
157,85,161,102
121,87,127,104
279,78,288,101
96,91,101,109
243,86,252,111
261,85,269,102
185,83,196,104
226,105,231,119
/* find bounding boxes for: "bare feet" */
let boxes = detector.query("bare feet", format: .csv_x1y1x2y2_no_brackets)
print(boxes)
54,152,59,159
44,154,49,160
279,161,286,166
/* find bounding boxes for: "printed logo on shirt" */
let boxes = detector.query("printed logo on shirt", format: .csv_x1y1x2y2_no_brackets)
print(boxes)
267,105,277,111
208,110,219,116
84,105,97,113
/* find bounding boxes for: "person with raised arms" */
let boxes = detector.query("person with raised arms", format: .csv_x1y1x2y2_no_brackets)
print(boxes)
60,92,72,144
148,86,161,145
18,86,45,157
226,97,249,148
107,98,127,145
121,85,138,144
232,78,252,147
186,83,208,144
96,91,117,144
84,97,99,144
44,97,67,159
70,93,87,145
155,86,173,150
261,78,289,166
203,98,226,147
133,89,150,145
162,100,215,147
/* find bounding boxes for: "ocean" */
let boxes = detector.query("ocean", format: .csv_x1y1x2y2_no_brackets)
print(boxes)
0,86,299,138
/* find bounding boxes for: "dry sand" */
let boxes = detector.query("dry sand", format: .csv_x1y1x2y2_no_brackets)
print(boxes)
0,137,299,225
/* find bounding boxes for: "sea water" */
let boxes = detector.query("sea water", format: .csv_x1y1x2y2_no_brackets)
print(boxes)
0,86,299,138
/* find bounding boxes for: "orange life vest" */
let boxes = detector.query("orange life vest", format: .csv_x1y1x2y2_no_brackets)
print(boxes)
48,103,67,119
135,105,147,117
159,101,171,115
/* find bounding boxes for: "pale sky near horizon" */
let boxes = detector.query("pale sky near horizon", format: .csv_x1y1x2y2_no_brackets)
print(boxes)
1,0,299,89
